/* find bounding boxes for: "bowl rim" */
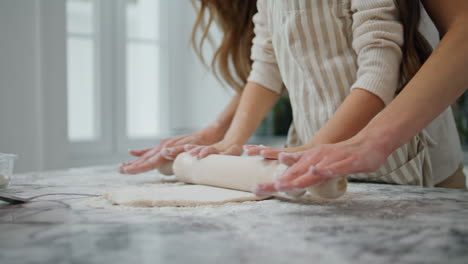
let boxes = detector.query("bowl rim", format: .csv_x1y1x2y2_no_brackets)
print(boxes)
0,153,18,160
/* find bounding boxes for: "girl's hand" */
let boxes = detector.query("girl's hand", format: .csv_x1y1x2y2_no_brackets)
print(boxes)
243,144,312,159
185,139,243,159
253,135,390,196
119,126,224,174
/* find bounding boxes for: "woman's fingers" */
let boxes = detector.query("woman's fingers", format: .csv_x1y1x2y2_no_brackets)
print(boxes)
122,154,167,174
128,148,152,157
160,145,186,160
125,147,160,165
121,146,166,173
278,152,303,166
119,156,149,171
315,156,357,177
160,137,181,148
285,169,327,189
170,134,199,147
120,133,214,175
253,183,277,197
275,150,324,184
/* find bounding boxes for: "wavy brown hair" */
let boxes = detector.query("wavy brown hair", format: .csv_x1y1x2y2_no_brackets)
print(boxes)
191,0,257,92
191,0,432,92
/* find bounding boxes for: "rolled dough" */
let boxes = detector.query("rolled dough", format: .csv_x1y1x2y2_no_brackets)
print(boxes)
158,161,174,176
104,184,265,207
173,153,287,192
0,174,9,188
173,153,347,199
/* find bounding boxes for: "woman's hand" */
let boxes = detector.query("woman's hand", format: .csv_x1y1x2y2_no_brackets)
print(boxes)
185,139,244,159
253,135,390,196
119,126,224,174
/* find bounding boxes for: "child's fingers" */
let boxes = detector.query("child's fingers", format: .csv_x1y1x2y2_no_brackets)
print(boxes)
244,145,267,156
244,144,264,150
188,146,204,156
198,146,219,159
220,145,243,156
184,144,198,152
259,148,283,160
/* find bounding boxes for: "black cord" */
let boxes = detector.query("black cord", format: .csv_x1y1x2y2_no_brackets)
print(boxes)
28,193,100,200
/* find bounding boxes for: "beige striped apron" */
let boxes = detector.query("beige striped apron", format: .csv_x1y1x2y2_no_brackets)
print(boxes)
257,0,435,187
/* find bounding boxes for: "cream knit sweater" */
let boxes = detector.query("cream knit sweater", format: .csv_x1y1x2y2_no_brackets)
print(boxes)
247,0,463,186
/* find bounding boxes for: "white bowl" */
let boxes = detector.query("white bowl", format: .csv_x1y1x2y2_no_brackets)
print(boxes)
0,153,17,189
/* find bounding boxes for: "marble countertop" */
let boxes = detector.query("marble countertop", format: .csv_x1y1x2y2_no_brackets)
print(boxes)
1,165,468,264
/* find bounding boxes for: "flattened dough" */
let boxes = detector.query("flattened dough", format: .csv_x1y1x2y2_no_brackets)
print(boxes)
104,184,265,207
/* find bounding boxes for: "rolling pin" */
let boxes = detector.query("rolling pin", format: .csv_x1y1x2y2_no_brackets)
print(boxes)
159,153,347,199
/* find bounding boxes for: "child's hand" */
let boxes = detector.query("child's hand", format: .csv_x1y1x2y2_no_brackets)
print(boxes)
253,137,389,196
119,126,224,174
244,144,310,159
184,140,243,159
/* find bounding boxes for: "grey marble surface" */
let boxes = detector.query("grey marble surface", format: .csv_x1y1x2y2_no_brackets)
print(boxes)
1,166,468,264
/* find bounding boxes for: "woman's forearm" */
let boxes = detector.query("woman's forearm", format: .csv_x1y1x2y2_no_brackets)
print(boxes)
360,10,468,155
222,82,280,145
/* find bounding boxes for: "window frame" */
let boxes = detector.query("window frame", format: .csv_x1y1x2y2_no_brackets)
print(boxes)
68,0,173,167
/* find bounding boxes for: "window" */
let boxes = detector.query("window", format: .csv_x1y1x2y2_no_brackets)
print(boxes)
66,0,169,166
67,0,98,141
125,0,161,139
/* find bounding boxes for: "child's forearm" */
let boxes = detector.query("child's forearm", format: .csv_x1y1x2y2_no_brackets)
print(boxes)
200,94,241,140
306,89,385,147
222,82,280,145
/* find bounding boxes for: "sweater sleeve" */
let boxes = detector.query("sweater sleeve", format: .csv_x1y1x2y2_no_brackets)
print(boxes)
247,0,283,94
350,0,404,106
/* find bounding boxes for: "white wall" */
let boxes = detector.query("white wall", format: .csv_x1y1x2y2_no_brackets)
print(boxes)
168,1,232,133
0,0,67,173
